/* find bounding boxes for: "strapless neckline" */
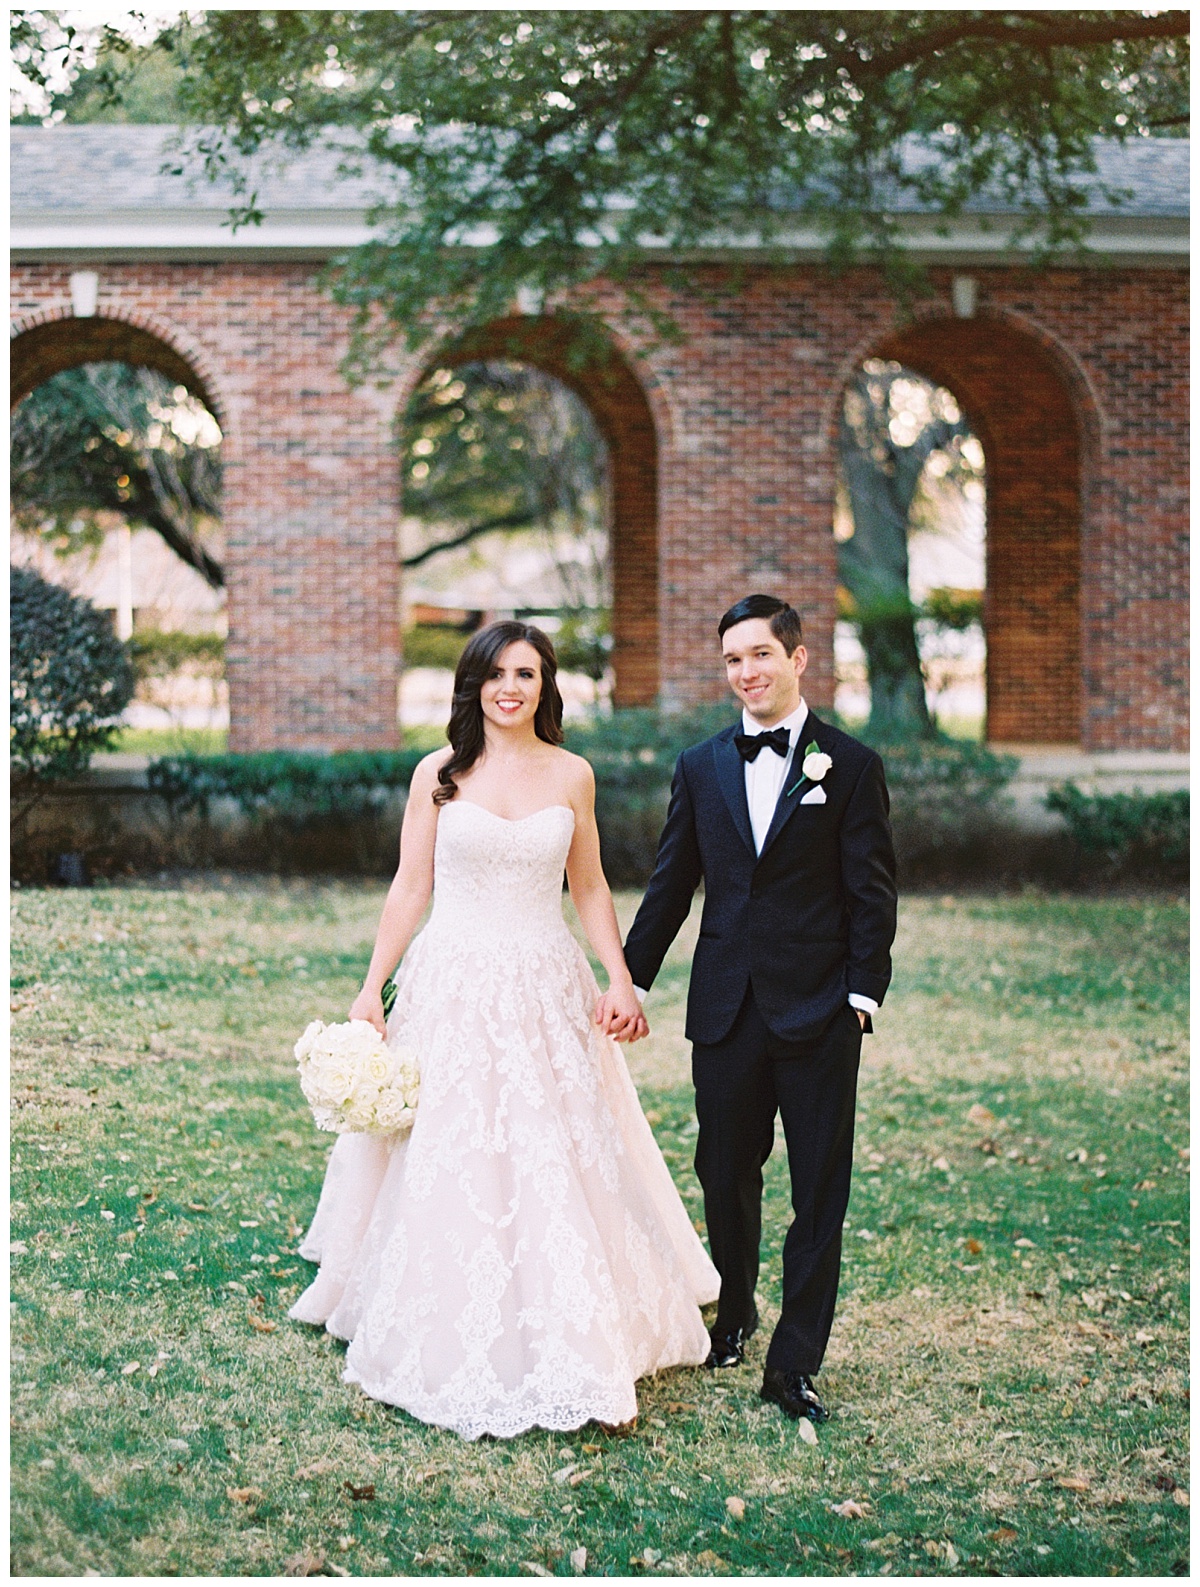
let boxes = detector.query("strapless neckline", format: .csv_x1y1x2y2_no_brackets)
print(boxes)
445,801,573,826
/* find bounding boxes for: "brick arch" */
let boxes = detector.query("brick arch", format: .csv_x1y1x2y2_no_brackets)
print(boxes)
10,308,225,423
415,314,659,708
838,310,1094,746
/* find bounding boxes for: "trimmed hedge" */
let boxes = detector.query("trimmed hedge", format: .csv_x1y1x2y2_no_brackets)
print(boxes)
1045,783,1188,873
147,749,429,823
142,710,1020,883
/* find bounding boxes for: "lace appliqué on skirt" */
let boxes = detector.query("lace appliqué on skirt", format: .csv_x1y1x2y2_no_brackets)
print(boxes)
289,802,719,1440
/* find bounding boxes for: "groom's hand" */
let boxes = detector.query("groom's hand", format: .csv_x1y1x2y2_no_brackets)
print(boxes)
595,989,649,1043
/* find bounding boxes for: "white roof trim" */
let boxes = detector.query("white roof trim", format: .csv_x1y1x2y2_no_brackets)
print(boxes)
10,210,1188,266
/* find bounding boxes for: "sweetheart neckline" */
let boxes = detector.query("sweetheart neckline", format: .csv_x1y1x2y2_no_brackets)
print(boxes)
446,801,574,825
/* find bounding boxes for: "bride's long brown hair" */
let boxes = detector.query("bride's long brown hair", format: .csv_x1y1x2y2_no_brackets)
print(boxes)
432,621,565,807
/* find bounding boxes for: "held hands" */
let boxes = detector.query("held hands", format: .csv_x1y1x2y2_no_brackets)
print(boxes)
594,983,649,1043
349,987,387,1038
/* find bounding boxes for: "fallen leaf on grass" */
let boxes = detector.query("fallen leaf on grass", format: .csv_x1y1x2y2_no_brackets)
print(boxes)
247,1311,277,1334
665,1401,695,1413
1057,1476,1090,1492
226,1486,265,1505
567,1468,595,1488
283,1551,326,1577
294,1458,337,1480
552,1463,577,1485
120,1362,140,1376
569,1547,587,1575
965,1237,983,1255
629,1549,661,1568
598,1415,638,1436
580,1443,601,1455
694,1552,728,1572
724,1496,745,1521
932,1156,951,1172
967,1103,997,1127
831,1499,869,1519
797,1419,819,1446
343,1481,375,1501
1172,1489,1190,1508
863,1533,902,1552
988,1527,1018,1544
520,1564,552,1578
924,1539,960,1566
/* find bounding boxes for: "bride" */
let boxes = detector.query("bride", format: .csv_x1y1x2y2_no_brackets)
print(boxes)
289,620,719,1438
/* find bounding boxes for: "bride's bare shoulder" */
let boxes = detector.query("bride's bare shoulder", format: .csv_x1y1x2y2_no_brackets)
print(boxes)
551,746,598,796
409,747,453,794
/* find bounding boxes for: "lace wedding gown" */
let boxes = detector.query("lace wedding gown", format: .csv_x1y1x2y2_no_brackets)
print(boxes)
289,800,719,1439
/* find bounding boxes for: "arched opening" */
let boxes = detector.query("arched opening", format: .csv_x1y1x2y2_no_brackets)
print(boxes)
10,314,226,749
398,359,611,728
867,314,1086,747
835,359,987,740
11,312,222,421
406,316,659,710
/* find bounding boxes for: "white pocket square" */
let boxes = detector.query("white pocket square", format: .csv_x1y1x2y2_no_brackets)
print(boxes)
799,785,827,805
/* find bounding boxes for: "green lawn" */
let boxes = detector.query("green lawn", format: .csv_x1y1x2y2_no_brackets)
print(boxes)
10,883,1189,1577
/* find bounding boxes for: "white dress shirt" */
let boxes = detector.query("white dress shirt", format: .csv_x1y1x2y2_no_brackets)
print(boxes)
739,701,876,1019
633,700,876,1019
741,701,808,854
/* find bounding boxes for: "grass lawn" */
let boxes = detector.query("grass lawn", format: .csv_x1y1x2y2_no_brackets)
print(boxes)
11,881,1189,1577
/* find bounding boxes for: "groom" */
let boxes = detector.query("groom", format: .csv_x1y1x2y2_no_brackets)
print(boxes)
622,594,897,1423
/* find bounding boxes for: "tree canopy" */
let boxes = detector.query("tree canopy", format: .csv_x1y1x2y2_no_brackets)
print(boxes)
11,363,224,588
73,8,1187,369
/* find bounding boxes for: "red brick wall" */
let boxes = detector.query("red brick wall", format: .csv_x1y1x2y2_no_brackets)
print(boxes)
11,258,1188,752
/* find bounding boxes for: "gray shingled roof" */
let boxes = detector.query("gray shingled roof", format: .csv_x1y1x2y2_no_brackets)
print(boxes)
11,125,390,213
12,124,1188,219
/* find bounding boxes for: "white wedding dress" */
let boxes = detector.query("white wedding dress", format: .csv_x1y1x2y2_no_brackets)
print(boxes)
289,800,719,1439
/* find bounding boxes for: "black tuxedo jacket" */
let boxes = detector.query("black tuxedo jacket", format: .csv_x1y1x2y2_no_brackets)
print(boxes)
623,712,897,1046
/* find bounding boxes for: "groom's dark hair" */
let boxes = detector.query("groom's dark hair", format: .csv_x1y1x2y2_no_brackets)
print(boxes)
718,594,803,654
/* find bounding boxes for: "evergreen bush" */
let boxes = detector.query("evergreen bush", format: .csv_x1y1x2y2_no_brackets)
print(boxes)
10,565,135,796
1045,783,1189,872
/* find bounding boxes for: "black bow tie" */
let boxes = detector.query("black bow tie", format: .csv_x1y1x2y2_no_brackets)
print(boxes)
734,727,792,762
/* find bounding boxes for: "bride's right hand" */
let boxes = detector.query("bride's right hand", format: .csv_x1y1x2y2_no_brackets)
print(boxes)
349,987,387,1038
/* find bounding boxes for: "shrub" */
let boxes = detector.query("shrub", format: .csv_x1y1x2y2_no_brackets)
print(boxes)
1045,783,1189,871
402,625,470,670
564,704,739,884
10,565,135,798
147,749,428,823
860,730,1018,861
129,628,225,682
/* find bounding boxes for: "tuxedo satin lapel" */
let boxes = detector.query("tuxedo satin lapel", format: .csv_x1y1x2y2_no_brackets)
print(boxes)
712,732,756,856
759,713,829,858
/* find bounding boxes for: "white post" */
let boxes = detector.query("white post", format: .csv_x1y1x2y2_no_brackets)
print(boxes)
951,274,978,319
116,523,134,641
70,271,99,317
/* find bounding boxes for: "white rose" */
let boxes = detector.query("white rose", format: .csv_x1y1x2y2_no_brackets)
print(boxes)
802,751,833,782
364,1053,394,1086
293,1020,325,1062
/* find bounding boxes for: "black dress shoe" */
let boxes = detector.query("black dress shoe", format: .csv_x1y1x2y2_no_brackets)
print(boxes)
760,1366,830,1423
703,1311,758,1369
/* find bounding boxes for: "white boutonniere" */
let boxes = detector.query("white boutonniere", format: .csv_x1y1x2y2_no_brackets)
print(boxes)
787,740,832,799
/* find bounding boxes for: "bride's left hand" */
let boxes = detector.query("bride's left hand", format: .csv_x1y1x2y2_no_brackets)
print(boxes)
595,987,649,1043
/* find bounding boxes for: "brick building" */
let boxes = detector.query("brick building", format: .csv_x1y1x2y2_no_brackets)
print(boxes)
11,128,1188,758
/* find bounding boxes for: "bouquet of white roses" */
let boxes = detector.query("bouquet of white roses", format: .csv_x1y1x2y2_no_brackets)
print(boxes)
293,1018,420,1136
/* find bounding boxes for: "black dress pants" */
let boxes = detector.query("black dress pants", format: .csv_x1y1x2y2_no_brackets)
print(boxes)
691,990,862,1375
